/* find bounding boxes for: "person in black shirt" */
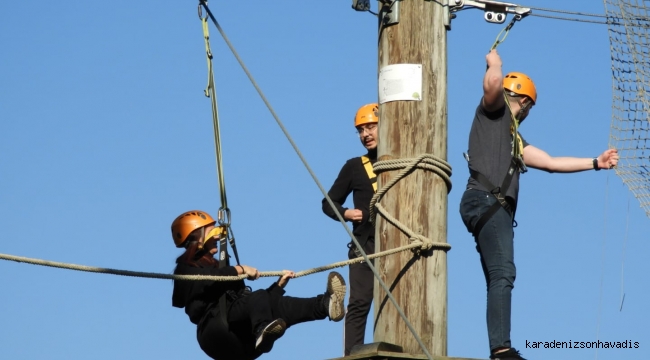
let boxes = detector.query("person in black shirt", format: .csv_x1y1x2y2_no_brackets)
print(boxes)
322,103,378,356
459,50,619,360
171,210,347,360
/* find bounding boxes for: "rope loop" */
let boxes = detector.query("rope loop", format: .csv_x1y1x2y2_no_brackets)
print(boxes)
369,154,453,254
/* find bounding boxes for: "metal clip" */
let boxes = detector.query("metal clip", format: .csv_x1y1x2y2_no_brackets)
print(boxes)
217,207,231,226
352,0,370,11
380,0,400,26
514,156,528,173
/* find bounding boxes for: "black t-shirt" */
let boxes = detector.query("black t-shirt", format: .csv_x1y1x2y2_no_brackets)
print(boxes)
322,154,376,250
464,100,529,205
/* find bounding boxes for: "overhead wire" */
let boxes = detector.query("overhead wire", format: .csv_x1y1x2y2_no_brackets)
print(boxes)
523,5,607,18
197,1,436,358
521,3,650,26
528,13,611,25
456,3,650,26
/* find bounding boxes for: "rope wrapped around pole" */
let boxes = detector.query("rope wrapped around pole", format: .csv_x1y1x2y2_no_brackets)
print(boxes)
369,153,453,252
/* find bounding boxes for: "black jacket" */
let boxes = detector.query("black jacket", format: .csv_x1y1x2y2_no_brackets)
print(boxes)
322,152,376,249
172,261,245,325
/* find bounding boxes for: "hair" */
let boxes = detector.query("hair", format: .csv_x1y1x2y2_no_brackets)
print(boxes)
174,227,218,269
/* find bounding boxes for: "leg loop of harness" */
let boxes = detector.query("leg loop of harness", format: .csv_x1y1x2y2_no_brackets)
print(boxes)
469,159,519,238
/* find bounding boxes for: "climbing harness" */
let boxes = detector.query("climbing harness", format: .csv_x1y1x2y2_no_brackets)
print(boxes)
199,1,241,266
361,155,378,192
466,89,528,238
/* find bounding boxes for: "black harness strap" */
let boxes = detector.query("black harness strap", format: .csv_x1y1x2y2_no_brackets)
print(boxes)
217,237,230,328
470,158,517,238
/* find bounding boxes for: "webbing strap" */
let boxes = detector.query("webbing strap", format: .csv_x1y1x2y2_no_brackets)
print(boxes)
361,155,377,192
491,16,518,50
217,237,229,328
199,5,241,266
503,90,527,173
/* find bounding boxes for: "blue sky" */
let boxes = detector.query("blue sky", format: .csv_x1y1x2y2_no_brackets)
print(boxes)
1,1,648,360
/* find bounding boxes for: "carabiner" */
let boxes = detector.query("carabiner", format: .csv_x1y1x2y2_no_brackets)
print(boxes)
217,207,231,226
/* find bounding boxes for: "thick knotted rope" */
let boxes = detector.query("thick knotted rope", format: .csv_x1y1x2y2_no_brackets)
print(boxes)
0,243,423,282
369,154,453,252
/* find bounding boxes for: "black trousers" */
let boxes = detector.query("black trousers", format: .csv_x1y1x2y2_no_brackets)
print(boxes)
344,239,375,355
198,285,326,360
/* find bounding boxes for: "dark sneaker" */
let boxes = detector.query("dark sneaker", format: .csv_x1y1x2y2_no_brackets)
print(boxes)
255,318,286,353
325,272,346,322
490,347,526,360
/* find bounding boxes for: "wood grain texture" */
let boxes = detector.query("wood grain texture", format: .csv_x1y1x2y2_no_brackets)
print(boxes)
373,0,448,356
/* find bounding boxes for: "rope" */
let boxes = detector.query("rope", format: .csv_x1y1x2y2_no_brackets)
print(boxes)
0,243,421,281
595,172,610,359
369,154,453,253
620,192,630,312
197,2,435,357
0,252,245,281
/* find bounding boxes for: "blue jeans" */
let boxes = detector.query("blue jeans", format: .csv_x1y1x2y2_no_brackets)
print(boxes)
460,189,516,352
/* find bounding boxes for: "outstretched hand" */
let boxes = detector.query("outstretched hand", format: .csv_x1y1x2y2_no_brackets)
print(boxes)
277,270,296,288
597,148,620,170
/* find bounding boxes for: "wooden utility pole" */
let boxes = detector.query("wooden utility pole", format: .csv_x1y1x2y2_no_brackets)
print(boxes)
374,0,448,356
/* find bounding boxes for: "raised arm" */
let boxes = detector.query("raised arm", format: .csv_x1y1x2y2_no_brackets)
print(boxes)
483,49,505,112
523,146,619,173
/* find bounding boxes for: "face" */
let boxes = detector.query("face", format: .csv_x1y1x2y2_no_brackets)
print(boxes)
516,97,534,123
356,123,378,150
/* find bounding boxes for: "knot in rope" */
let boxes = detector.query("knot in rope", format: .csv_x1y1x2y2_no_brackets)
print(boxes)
369,154,453,253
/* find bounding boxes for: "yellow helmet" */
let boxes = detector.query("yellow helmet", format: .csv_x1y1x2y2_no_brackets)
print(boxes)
354,103,379,127
503,72,537,104
171,210,216,248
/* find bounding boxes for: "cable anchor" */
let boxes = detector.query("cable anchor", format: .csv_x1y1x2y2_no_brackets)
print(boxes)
448,0,531,28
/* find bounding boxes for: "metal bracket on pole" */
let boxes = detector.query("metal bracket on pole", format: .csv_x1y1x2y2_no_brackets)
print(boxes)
447,0,531,27
380,0,400,26
352,0,371,11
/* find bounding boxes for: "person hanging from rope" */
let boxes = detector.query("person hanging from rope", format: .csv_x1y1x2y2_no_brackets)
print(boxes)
322,104,378,356
459,49,619,360
171,210,347,360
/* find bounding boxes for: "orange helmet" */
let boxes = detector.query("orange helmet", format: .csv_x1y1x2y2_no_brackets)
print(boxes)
354,103,379,127
171,210,216,248
503,72,537,104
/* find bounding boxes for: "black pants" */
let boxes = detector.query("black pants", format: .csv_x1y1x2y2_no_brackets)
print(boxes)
345,239,374,355
198,285,327,360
